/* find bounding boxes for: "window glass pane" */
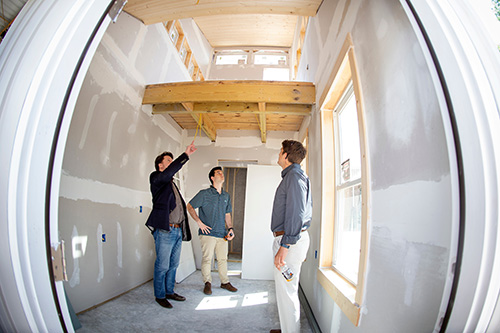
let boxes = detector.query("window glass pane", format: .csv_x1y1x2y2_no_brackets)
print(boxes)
254,54,287,65
338,94,361,183
169,27,179,45
179,46,187,62
215,54,248,65
333,184,362,284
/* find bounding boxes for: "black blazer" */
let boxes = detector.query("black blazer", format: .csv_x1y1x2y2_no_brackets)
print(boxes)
145,153,192,241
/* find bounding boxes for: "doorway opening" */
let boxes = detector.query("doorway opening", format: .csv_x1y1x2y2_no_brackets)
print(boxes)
224,167,247,273
209,165,249,275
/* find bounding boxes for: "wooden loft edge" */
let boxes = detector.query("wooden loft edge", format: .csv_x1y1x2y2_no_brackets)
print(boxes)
143,80,316,105
145,80,314,88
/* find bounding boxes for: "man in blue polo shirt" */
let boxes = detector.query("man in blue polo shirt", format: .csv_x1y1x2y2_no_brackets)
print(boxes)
187,166,238,295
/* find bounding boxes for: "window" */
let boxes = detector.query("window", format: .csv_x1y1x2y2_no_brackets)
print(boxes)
254,54,287,65
301,130,309,174
164,20,204,82
169,25,179,45
215,51,248,65
212,49,290,81
332,85,362,284
318,33,369,326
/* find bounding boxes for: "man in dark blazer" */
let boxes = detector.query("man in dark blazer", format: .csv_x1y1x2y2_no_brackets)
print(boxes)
146,141,197,308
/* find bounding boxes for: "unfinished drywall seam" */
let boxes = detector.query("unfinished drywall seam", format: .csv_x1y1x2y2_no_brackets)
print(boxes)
129,21,148,65
97,224,104,283
79,95,99,150
59,171,151,209
102,111,118,166
117,222,123,270
100,33,146,87
69,226,81,288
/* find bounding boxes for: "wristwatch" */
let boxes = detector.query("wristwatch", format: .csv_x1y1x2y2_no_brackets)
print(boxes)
280,243,290,249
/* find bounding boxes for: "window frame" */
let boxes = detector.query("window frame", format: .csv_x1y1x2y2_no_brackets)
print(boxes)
318,33,370,326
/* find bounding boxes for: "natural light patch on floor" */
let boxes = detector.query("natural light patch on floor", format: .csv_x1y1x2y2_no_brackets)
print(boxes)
196,295,239,310
242,292,269,307
196,292,269,310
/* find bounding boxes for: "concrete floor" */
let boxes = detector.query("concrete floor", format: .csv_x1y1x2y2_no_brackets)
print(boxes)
76,268,313,332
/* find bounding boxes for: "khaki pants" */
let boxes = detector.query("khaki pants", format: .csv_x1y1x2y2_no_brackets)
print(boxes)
273,231,310,333
199,235,229,284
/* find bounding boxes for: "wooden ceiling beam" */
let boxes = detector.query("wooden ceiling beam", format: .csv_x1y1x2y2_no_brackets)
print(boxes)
124,0,322,25
258,102,267,143
143,80,315,105
152,103,311,115
181,102,217,142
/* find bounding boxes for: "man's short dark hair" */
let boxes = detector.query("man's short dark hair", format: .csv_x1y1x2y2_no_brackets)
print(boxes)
154,151,173,171
209,166,223,185
282,140,307,164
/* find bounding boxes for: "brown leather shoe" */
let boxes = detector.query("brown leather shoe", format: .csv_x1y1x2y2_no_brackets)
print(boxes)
165,293,186,301
203,282,212,295
155,297,173,308
269,330,281,333
220,282,238,292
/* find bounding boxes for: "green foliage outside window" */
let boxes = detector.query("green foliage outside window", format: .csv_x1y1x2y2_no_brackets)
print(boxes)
493,0,500,51
493,0,500,20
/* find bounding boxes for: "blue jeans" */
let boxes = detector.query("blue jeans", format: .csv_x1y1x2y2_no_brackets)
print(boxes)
153,227,182,298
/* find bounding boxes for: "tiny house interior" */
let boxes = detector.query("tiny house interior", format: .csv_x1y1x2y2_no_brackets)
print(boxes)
1,0,500,332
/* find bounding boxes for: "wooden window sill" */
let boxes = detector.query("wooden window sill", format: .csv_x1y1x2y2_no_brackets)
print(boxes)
317,267,360,326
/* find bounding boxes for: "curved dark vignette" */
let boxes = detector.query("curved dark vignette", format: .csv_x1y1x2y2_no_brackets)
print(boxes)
403,1,466,332
44,1,115,331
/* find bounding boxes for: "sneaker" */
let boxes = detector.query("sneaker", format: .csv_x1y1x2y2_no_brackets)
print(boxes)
203,282,212,295
155,297,173,308
220,282,237,292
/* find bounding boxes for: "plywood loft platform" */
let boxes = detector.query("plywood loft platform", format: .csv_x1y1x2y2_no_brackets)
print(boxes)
143,80,315,142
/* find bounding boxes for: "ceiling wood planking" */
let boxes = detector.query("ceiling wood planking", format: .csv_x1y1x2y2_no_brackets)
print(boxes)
194,14,297,48
123,0,323,25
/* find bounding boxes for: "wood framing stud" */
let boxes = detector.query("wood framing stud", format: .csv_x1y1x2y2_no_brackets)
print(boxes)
258,102,267,143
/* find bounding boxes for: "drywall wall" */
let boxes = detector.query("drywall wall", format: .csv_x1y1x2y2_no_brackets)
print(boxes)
298,0,456,332
59,12,195,313
183,130,297,271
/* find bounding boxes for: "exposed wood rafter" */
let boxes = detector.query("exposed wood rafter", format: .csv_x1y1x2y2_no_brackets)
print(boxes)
181,103,217,142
